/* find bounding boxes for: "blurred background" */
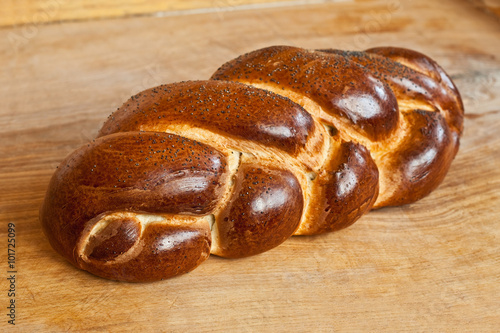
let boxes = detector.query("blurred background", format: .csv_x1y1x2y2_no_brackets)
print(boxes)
2,0,499,27
3,1,316,26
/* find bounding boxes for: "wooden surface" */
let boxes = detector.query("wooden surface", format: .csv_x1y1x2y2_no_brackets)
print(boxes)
1,0,500,331
470,0,500,19
1,0,316,27
3,0,499,28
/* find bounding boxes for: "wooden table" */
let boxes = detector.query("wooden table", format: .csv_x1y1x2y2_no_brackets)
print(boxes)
1,0,499,331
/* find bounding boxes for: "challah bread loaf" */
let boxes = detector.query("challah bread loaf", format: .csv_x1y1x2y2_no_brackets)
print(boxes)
40,80,378,282
211,46,464,208
40,46,463,282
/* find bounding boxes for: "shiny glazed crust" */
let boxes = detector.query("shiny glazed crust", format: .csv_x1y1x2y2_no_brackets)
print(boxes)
211,46,464,207
40,80,379,282
40,46,463,282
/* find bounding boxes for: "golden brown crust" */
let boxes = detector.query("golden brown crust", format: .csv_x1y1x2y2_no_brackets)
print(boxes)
212,163,303,258
318,48,463,206
385,110,458,205
40,132,225,281
41,80,378,282
297,141,379,235
211,46,464,208
321,48,464,135
211,46,399,142
77,215,211,282
40,45,463,282
101,80,378,237
99,80,316,158
85,217,141,262
366,46,465,123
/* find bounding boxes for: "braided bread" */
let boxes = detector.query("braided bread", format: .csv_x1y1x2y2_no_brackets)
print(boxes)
40,46,463,282
211,46,464,208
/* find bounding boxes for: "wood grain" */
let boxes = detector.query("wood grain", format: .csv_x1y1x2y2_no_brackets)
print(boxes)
1,0,500,331
1,0,320,27
469,0,500,19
